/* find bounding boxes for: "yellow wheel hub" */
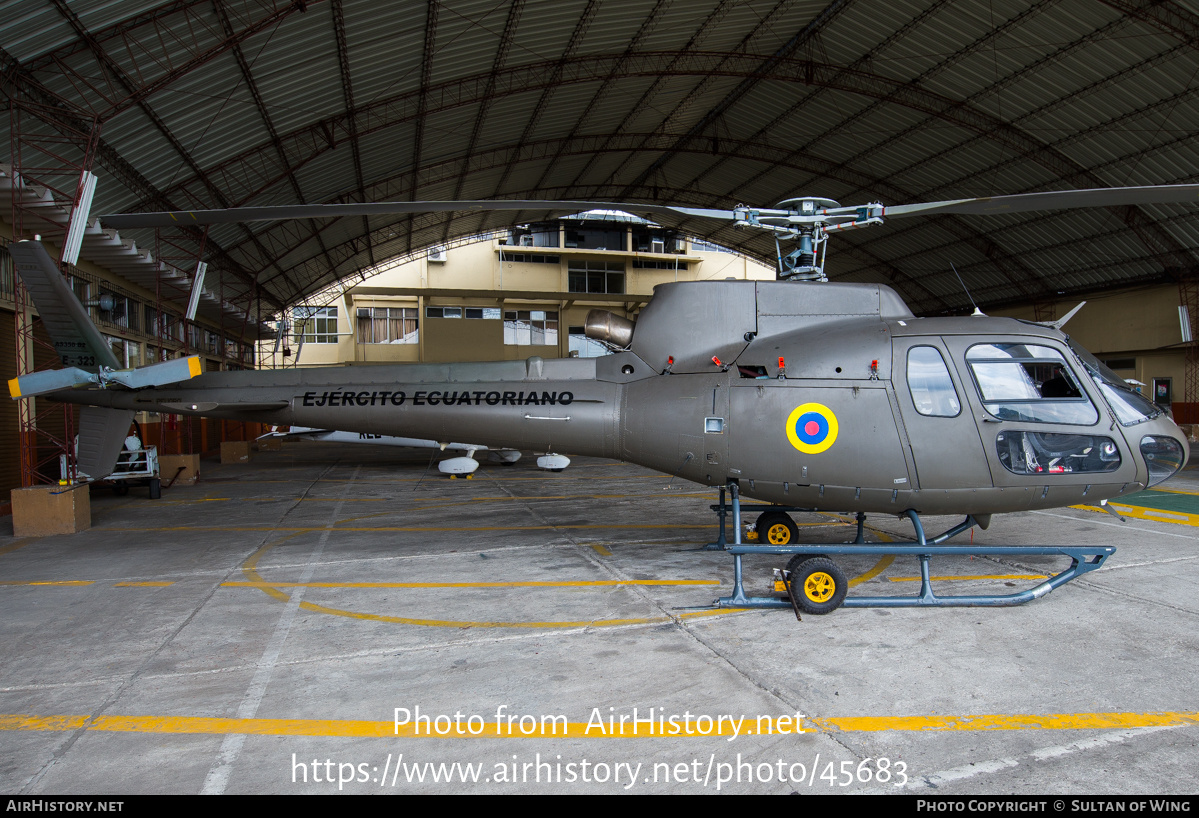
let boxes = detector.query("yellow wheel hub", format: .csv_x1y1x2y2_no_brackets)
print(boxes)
804,572,835,603
766,524,792,545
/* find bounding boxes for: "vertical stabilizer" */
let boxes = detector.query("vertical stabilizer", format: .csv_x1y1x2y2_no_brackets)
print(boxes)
8,241,121,371
76,407,135,481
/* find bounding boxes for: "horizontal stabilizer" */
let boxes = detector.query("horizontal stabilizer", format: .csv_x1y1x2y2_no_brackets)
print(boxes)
105,356,202,389
9,367,96,398
9,355,203,399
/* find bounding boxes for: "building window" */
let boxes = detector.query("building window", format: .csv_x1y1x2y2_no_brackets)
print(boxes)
504,310,558,346
294,306,339,344
564,223,624,251
568,261,625,294
497,252,560,264
508,224,560,248
425,306,461,318
632,259,689,270
631,226,682,253
568,326,609,358
357,307,419,344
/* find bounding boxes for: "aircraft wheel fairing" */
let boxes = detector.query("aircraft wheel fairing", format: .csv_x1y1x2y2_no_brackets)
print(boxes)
757,511,798,545
789,557,848,615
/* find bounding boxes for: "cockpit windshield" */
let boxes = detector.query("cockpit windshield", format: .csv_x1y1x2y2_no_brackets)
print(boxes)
1067,340,1162,427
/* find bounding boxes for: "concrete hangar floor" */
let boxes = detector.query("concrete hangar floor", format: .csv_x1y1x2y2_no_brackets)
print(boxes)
0,438,1196,795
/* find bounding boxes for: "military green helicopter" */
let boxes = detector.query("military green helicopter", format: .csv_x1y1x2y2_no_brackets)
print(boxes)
9,184,1195,614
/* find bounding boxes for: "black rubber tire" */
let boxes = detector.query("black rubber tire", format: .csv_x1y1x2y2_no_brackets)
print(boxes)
784,552,828,577
148,477,161,500
788,557,848,615
757,511,798,545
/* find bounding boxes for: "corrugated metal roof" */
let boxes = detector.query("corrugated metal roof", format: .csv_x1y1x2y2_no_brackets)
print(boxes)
4,0,1199,317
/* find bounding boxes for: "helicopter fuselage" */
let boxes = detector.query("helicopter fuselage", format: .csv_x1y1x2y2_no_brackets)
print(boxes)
53,280,1187,516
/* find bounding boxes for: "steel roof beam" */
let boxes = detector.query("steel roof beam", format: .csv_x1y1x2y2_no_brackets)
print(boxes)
402,0,439,260
211,0,341,291
613,0,853,197
331,0,373,270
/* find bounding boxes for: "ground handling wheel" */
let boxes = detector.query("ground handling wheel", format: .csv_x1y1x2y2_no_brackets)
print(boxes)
787,556,848,615
756,511,798,545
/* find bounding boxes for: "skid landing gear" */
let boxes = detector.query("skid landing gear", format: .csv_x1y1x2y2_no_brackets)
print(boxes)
712,482,1114,614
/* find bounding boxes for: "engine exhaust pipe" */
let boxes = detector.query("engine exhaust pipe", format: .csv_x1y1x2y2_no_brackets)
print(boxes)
584,310,635,348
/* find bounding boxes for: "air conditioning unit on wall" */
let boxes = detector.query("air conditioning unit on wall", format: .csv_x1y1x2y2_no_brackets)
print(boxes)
428,246,447,262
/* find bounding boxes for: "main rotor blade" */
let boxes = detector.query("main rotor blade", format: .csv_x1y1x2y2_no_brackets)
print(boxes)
98,200,736,229
883,184,1199,218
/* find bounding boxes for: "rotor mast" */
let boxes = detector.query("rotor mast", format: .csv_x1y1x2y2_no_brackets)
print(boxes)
734,196,883,281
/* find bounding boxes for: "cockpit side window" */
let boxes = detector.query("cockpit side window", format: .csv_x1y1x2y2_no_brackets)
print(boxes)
907,346,961,417
965,343,1099,425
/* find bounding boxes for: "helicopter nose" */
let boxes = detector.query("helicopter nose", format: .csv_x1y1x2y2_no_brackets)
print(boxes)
1140,425,1188,488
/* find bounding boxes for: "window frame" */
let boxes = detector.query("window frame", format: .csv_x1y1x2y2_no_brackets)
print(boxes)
965,342,1099,426
905,345,962,418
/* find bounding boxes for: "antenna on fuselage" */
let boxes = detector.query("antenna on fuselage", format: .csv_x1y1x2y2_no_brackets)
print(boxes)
951,263,984,316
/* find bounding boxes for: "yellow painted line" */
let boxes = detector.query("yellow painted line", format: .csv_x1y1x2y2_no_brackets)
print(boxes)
888,574,1048,583
849,555,894,587
816,712,1199,732
224,580,718,589
100,523,717,534
1072,503,1199,527
0,580,94,586
1,711,1195,739
591,544,613,556
293,601,736,629
0,539,33,556
114,581,175,587
1152,487,1199,497
238,541,737,628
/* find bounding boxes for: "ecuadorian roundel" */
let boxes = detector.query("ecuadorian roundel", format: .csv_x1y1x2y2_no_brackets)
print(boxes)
786,403,839,454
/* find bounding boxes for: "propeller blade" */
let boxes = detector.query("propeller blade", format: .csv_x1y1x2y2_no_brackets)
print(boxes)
883,184,1199,218
98,201,736,229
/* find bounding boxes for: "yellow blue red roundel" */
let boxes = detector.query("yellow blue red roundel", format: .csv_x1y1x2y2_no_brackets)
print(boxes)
786,403,839,454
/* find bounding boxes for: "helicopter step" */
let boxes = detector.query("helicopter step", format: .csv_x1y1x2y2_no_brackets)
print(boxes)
711,486,1114,615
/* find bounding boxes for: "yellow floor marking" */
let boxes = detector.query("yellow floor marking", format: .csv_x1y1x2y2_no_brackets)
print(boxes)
114,581,175,587
849,555,894,587
225,580,718,589
101,523,717,534
0,580,94,586
1072,503,1199,527
591,544,613,556
1,711,1195,738
238,542,736,628
294,601,737,629
1152,486,1199,497
202,474,668,486
819,712,1199,732
888,574,1048,583
0,539,34,556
